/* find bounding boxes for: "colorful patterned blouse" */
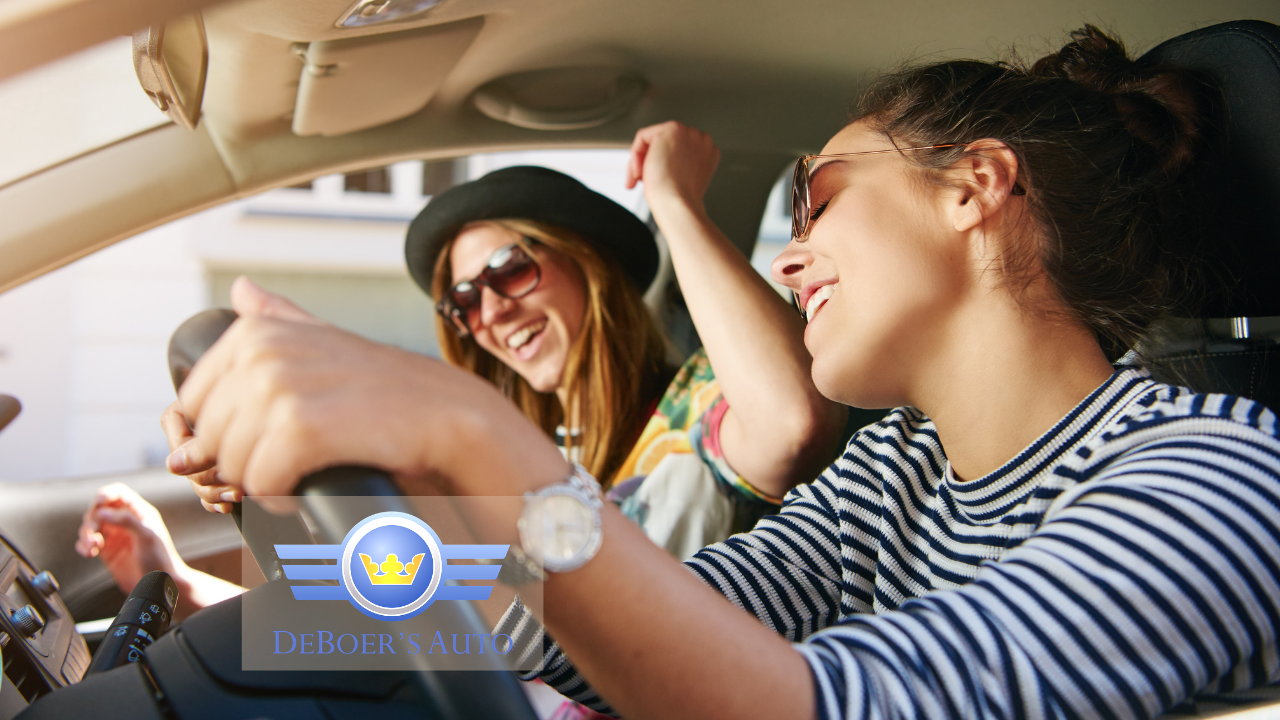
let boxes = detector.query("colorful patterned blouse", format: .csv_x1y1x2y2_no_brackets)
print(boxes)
597,348,783,560
613,348,783,505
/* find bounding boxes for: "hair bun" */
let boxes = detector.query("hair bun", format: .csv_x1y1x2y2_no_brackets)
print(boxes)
1031,25,1208,174
1031,24,1137,92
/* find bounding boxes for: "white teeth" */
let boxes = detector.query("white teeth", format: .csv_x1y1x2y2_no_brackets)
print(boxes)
506,321,546,349
805,284,836,321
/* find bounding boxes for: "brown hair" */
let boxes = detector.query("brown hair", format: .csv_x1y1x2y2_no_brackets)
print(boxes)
855,25,1217,359
432,219,670,483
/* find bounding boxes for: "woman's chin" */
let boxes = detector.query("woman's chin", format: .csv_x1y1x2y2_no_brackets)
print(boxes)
516,359,566,395
812,355,900,409
810,359,850,404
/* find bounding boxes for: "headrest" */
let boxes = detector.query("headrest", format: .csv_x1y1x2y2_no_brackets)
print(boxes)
1140,20,1280,317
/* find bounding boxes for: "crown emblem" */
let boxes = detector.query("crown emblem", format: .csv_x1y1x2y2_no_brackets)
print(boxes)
358,552,426,585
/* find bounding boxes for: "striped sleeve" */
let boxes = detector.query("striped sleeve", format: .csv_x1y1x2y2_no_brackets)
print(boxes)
684,471,846,639
799,419,1280,720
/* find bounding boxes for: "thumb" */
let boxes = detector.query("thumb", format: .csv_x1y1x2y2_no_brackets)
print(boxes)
230,276,323,325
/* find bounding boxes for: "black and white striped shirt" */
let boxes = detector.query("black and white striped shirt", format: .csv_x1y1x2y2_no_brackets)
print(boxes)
498,368,1280,719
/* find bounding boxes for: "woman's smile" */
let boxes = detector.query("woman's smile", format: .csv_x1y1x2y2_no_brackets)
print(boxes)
803,282,837,322
505,317,548,359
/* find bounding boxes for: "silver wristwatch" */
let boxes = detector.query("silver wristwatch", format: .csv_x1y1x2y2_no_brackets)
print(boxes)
502,464,603,585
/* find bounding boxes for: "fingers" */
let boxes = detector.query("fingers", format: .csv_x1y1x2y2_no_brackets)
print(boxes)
78,482,131,556
91,481,135,507
75,522,103,558
188,474,241,514
172,315,463,501
231,276,322,324
166,437,218,476
77,483,147,557
626,121,719,206
175,315,259,459
92,507,146,533
162,401,218,475
626,129,653,189
161,400,193,451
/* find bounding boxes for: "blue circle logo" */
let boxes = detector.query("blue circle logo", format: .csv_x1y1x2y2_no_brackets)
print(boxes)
339,512,443,620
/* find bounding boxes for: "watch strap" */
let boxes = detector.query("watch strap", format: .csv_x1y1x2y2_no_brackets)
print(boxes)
499,545,547,586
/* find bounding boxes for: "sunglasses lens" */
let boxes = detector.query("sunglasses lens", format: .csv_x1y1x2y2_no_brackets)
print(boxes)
791,159,808,239
486,246,540,298
436,297,471,335
446,283,482,329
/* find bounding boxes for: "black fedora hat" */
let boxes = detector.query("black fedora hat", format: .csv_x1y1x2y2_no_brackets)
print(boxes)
405,166,658,296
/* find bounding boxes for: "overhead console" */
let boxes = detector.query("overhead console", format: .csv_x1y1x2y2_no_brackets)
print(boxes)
472,66,646,131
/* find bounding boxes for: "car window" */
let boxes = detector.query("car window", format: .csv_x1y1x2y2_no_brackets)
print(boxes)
0,36,170,188
2,148,795,485
751,170,794,298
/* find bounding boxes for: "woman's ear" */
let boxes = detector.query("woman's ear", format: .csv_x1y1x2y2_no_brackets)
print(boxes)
947,140,1021,233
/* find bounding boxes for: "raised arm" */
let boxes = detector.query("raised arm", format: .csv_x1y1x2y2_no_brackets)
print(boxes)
627,122,846,497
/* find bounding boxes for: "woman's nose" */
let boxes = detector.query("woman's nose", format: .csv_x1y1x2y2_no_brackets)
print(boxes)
478,285,516,328
770,240,813,292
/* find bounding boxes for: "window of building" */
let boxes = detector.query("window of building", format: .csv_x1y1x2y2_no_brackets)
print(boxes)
344,167,392,194
422,159,465,196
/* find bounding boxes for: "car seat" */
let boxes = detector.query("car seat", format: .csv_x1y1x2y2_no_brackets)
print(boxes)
1139,20,1280,410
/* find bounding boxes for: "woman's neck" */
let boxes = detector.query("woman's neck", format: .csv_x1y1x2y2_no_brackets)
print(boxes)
911,297,1116,482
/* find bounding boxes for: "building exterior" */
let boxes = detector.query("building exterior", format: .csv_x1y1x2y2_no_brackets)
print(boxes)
0,150,791,483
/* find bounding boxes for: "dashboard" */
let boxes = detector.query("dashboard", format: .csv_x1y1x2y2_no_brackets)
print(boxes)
0,533,87,717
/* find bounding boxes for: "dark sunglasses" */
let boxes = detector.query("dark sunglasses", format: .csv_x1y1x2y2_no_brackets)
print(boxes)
436,241,541,336
791,144,966,241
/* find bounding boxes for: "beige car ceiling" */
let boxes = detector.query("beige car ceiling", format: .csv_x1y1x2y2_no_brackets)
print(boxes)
1,0,1278,293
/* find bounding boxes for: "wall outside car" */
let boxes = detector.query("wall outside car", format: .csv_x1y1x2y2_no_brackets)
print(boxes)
0,150,656,482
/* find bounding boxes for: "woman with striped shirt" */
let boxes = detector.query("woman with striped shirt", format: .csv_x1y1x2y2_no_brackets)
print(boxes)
172,24,1280,720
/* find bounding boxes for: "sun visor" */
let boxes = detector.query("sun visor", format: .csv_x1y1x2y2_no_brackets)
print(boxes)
292,16,483,137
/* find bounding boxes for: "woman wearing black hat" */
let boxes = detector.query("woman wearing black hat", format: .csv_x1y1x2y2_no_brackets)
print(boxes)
405,123,846,560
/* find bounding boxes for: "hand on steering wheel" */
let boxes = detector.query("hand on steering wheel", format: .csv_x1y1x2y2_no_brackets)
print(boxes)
163,277,326,513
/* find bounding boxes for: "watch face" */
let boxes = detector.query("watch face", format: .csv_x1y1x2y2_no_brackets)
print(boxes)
539,494,595,562
517,476,603,574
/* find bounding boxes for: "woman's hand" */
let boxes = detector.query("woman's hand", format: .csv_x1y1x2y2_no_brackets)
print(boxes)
163,277,327,511
625,121,720,213
162,401,233,513
75,483,184,592
75,482,246,619
172,280,566,500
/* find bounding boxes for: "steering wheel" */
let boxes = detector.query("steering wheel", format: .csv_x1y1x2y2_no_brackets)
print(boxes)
168,309,538,720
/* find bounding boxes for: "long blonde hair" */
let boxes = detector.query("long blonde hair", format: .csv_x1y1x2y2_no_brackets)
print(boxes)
432,219,670,484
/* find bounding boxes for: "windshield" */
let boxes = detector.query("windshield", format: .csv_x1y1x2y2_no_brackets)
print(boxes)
0,36,169,188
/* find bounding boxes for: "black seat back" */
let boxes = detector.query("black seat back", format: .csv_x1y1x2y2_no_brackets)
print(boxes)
1140,20,1280,411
